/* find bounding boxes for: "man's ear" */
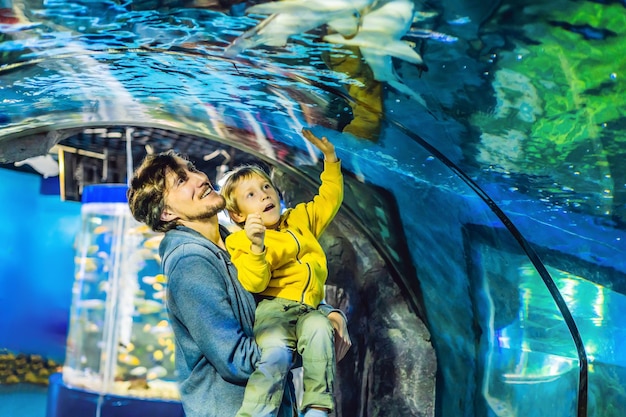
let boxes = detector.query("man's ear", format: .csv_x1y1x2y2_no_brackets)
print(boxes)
160,208,177,222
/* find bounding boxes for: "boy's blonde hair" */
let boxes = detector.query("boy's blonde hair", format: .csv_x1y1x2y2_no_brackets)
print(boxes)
221,165,277,225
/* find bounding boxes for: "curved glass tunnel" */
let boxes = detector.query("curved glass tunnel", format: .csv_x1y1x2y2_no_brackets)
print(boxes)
1,0,625,416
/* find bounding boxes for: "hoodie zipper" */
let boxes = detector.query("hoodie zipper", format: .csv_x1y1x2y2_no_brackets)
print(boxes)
285,229,311,304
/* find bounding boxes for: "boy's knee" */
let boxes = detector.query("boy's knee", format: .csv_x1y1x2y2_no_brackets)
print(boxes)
301,314,334,339
260,346,294,371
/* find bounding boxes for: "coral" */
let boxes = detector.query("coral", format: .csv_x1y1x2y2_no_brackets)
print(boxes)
0,350,61,386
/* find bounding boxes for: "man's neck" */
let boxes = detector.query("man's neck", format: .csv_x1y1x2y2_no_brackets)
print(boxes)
180,217,225,250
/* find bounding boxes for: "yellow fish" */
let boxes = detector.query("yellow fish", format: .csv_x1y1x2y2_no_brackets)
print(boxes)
143,235,163,250
75,257,98,273
142,274,168,285
93,225,110,235
86,244,99,255
118,353,140,366
136,299,164,315
129,224,152,234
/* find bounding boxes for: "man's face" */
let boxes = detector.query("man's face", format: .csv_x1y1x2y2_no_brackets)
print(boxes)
161,158,226,224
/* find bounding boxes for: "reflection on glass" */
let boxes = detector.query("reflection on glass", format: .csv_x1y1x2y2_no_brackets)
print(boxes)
475,246,579,417
478,248,626,417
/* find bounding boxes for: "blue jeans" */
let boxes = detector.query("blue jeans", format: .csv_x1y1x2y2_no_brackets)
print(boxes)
235,298,336,417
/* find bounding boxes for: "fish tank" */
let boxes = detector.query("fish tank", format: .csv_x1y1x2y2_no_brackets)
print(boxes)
47,184,183,417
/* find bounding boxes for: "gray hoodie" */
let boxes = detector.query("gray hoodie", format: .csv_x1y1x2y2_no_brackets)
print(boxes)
160,225,297,417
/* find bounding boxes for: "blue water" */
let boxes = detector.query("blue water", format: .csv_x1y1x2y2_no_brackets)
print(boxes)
0,385,48,417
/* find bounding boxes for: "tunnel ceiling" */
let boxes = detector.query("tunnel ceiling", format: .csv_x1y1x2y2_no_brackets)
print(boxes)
1,0,625,278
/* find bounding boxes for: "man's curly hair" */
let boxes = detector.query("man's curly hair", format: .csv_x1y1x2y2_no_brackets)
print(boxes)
127,150,192,233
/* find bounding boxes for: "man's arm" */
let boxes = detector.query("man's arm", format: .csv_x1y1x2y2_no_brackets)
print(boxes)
167,250,259,383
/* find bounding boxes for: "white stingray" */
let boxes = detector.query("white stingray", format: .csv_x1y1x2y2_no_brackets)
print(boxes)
324,0,426,105
14,155,60,178
224,0,376,57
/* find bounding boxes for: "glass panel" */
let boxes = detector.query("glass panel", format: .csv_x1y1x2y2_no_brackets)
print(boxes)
552,267,626,417
332,124,583,416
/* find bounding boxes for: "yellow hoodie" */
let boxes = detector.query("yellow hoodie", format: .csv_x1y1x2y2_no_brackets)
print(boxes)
225,160,343,308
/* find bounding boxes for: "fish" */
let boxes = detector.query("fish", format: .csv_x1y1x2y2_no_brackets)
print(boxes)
13,155,60,178
147,365,168,380
128,224,152,234
324,0,427,105
153,350,164,361
548,20,617,41
406,28,458,44
86,244,99,256
75,257,98,273
224,0,376,57
142,274,168,285
92,225,110,235
130,366,148,376
148,322,173,337
143,235,163,249
135,299,164,315
77,299,105,309
98,281,109,293
118,353,141,366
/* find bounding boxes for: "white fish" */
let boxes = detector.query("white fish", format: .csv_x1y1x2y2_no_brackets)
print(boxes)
147,365,168,380
13,155,59,178
77,298,106,309
130,366,148,376
324,0,427,105
225,0,376,57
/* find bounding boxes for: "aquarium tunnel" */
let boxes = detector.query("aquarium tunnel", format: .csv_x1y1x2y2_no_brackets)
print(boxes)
1,0,625,416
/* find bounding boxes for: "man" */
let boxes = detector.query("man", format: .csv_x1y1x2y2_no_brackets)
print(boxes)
127,150,351,417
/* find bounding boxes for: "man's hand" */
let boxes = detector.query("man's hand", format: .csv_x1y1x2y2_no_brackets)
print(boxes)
302,129,337,163
327,311,351,362
244,213,266,254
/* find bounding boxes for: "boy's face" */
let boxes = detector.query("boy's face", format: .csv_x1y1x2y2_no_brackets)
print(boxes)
231,173,282,228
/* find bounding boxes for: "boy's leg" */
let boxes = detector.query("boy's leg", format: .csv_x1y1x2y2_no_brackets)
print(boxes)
302,408,329,417
296,309,336,414
236,299,299,417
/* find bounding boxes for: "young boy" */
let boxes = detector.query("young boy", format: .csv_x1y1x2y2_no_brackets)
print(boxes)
220,129,344,417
